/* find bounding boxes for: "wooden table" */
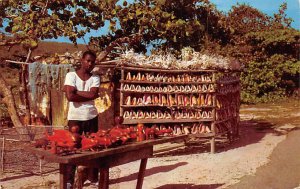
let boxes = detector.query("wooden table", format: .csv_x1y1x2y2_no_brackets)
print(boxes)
27,135,187,189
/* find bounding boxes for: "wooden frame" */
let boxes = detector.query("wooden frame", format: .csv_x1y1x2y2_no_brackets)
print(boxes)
116,65,240,153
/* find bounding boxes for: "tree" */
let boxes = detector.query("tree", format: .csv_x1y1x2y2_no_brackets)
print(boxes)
0,0,138,139
90,0,228,54
223,3,300,103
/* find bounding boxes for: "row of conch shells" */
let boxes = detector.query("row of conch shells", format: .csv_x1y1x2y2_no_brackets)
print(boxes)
190,123,212,134
120,48,241,70
124,94,214,107
126,72,212,83
123,110,172,119
123,110,213,120
123,84,215,93
169,124,211,135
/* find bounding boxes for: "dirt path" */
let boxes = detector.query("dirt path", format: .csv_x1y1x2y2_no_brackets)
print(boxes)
227,129,300,189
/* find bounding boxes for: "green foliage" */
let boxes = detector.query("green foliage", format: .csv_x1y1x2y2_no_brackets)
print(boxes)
0,0,116,48
1,1,299,104
241,55,300,103
90,0,227,52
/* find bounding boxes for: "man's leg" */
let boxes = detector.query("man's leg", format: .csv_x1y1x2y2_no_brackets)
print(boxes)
83,116,99,183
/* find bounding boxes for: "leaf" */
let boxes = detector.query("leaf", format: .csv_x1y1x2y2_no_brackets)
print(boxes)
136,9,143,16
173,35,177,42
30,40,38,48
12,25,19,33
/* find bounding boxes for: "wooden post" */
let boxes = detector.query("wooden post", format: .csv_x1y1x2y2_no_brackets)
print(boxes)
120,67,124,117
59,164,68,189
211,72,216,154
39,158,42,176
99,166,109,189
136,158,148,189
1,137,4,173
23,49,32,125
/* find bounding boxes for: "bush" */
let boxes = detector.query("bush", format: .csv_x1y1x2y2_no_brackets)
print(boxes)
241,54,300,103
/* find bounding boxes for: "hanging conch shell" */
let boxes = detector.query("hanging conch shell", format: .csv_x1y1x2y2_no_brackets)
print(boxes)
208,84,214,92
168,95,176,106
131,97,137,105
137,98,143,105
145,112,151,119
167,85,173,92
125,96,131,105
126,72,131,80
192,96,197,106
153,95,159,104
123,84,130,91
141,74,145,81
184,96,190,106
129,85,135,91
202,84,208,92
162,95,167,105
165,112,172,119
192,85,197,92
123,111,131,119
136,72,141,81
151,111,157,118
136,85,142,92
196,111,202,119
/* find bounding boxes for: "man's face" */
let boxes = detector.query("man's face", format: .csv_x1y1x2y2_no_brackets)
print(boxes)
81,54,96,72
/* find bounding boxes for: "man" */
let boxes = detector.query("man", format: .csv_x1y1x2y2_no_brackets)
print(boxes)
64,50,100,187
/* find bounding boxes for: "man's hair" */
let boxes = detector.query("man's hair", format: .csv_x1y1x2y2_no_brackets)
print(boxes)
82,50,96,59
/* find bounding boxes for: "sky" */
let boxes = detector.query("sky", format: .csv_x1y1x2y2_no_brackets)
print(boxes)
46,0,299,44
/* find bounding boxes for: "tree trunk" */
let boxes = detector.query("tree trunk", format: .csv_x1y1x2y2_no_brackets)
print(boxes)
0,72,31,141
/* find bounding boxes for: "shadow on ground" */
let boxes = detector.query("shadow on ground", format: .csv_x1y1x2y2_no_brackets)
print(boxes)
154,119,293,157
155,183,224,189
110,162,187,184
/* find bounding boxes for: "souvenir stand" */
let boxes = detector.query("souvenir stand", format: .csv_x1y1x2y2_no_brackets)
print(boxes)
115,63,240,153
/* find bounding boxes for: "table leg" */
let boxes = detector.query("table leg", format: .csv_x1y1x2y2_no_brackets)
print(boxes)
99,167,109,189
59,164,68,189
136,158,148,189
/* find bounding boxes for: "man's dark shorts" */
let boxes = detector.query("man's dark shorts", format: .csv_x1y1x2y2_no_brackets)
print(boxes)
68,116,98,135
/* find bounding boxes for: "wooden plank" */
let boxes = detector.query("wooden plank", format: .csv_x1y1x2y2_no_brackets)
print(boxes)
136,158,148,189
79,147,153,168
120,90,215,94
121,105,215,109
26,135,188,164
123,118,213,124
120,80,214,85
120,66,217,73
188,133,215,138
153,142,186,155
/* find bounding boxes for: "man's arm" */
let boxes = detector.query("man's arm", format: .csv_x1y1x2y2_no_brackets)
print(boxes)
65,85,99,102
76,87,99,99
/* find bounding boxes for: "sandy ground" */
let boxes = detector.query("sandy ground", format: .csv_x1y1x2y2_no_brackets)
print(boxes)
0,99,299,189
